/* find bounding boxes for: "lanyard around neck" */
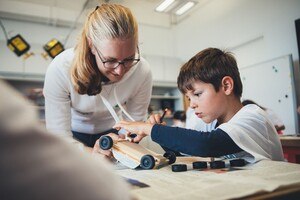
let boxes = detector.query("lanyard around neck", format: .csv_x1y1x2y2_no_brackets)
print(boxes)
100,86,135,123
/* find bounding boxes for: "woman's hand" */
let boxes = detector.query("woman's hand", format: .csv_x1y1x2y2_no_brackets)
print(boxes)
92,133,125,160
114,121,154,143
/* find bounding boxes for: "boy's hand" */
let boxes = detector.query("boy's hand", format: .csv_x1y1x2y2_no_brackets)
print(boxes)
113,121,154,143
147,113,167,125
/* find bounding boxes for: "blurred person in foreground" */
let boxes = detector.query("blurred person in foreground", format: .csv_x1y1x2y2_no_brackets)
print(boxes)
0,80,130,200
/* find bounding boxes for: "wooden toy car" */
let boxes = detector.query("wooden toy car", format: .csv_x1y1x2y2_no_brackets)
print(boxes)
99,135,176,169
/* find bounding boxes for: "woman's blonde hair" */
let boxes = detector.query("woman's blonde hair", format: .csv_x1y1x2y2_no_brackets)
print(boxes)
71,4,139,96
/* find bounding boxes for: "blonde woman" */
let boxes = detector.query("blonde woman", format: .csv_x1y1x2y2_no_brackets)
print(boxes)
43,4,152,148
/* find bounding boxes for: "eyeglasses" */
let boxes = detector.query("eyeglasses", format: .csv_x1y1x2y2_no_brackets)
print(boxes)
95,46,140,69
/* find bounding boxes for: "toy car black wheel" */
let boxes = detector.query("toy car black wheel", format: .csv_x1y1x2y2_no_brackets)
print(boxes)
193,161,208,169
140,155,155,169
210,160,225,169
163,151,176,164
172,164,187,172
230,159,246,167
99,136,113,150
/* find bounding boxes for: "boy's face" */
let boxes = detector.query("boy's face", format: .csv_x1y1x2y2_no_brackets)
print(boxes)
185,81,227,124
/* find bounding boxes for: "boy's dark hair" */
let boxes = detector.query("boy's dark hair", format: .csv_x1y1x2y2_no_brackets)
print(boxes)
173,111,186,122
177,48,243,97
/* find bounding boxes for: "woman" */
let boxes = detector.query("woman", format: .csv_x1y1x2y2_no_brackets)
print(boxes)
43,4,152,147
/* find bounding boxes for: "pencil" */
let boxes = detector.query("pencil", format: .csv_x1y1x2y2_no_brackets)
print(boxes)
160,108,168,123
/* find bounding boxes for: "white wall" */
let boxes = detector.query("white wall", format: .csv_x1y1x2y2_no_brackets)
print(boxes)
1,1,300,108
2,0,299,74
173,0,300,66
0,0,175,77
0,18,175,74
0,19,69,74
139,24,174,57
172,0,300,132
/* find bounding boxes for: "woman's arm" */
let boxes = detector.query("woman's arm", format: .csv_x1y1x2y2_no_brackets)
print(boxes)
43,60,72,139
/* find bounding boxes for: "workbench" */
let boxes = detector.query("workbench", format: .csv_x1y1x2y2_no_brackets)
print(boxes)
116,157,300,200
80,139,300,199
280,135,300,163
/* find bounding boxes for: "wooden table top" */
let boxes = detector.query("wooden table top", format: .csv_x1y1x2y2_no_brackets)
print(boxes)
280,135,300,147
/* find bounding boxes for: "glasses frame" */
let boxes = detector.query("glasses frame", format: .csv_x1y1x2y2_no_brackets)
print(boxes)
95,46,140,69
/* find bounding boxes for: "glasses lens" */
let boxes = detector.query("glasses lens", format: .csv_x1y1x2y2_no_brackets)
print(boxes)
124,59,139,68
104,61,117,69
104,59,140,69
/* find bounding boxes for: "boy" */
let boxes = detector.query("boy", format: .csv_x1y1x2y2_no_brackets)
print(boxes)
113,48,284,163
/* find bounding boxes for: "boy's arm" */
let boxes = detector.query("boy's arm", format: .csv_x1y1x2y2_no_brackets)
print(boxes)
114,121,153,142
151,124,242,157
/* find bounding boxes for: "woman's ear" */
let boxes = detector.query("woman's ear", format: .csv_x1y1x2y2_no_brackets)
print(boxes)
221,76,234,95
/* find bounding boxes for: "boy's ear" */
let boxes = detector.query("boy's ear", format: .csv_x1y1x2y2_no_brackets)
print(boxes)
221,76,234,95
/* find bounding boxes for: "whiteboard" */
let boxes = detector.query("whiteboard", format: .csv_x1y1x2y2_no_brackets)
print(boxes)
240,55,298,134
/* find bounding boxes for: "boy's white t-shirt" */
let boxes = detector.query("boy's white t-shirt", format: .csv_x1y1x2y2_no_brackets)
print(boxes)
265,108,285,127
218,104,284,163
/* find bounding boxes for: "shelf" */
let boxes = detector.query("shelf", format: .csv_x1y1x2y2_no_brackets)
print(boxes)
153,81,177,88
151,95,181,100
0,71,45,82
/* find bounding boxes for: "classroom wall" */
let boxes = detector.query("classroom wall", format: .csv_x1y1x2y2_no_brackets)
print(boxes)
0,18,174,74
172,0,300,132
1,0,300,131
173,0,300,65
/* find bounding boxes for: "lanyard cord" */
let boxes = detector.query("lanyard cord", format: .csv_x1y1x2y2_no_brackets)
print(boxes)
100,94,120,123
100,87,135,130
113,88,135,121
100,88,134,135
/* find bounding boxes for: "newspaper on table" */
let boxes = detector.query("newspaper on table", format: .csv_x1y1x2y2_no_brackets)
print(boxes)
116,157,300,200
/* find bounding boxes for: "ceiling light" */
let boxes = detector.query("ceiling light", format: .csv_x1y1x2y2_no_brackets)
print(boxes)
41,1,88,60
1,19,33,59
156,0,175,12
175,1,195,16
7,34,30,57
7,34,34,59
42,39,65,59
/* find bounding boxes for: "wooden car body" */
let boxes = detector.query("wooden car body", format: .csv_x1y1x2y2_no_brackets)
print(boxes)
99,135,176,169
